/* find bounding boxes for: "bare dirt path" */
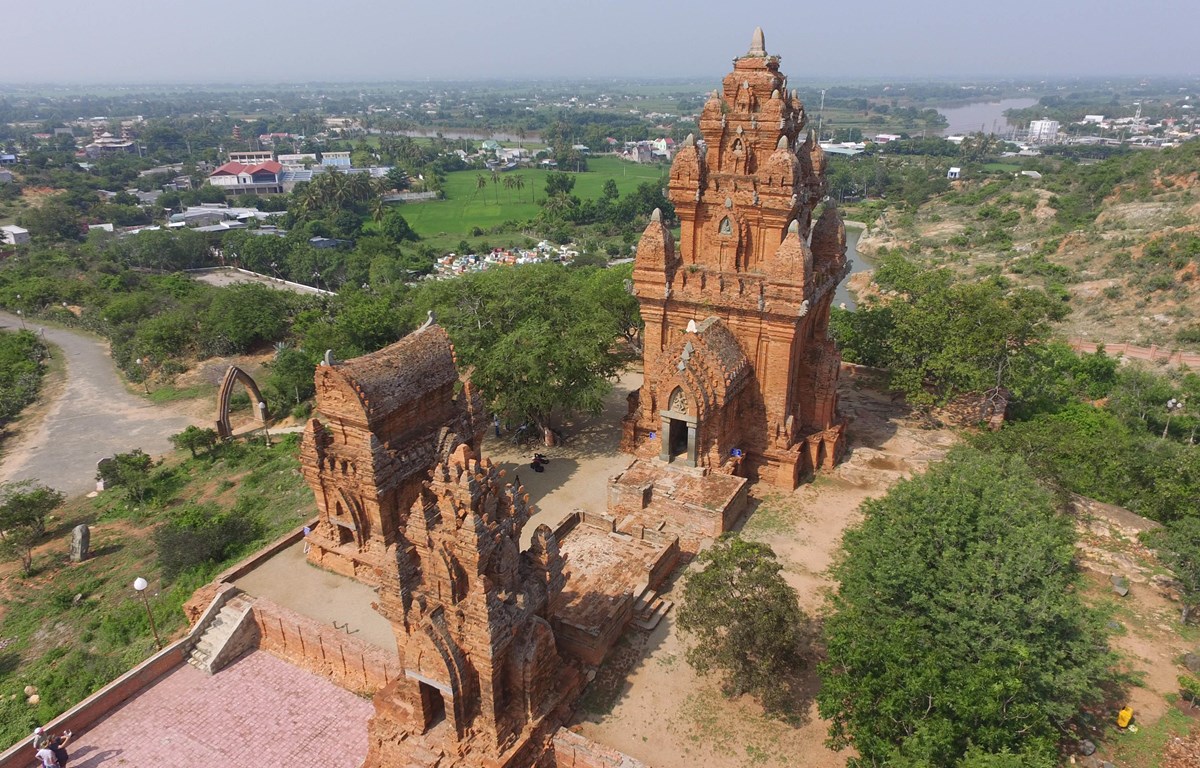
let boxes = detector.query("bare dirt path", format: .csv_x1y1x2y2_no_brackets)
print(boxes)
0,311,197,496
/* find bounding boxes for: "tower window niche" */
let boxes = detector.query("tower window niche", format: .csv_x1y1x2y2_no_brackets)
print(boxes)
719,217,733,235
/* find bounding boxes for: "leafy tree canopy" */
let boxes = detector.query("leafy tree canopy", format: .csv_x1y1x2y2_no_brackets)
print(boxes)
832,253,1068,407
677,534,811,719
410,262,630,431
819,448,1114,766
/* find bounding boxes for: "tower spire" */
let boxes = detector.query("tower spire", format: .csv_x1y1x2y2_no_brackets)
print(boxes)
748,26,766,56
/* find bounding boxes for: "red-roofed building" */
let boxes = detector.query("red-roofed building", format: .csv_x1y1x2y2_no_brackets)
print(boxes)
208,160,284,195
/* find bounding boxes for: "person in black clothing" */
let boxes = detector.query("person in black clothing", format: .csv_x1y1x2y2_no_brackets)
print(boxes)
49,730,72,768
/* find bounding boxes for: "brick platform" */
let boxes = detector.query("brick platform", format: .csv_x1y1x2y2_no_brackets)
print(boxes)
62,651,371,768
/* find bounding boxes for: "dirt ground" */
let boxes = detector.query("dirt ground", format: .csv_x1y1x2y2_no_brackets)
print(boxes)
523,366,1195,768
549,368,959,768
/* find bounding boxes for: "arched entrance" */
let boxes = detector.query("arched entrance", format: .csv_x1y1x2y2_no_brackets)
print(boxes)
659,386,698,467
215,365,269,439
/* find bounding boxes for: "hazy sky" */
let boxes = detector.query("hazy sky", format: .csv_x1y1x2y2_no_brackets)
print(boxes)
6,0,1197,83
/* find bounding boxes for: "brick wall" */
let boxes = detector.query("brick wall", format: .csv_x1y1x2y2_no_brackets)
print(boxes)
250,599,400,696
548,728,647,768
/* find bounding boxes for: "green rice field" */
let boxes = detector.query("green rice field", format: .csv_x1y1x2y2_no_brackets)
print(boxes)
399,156,667,238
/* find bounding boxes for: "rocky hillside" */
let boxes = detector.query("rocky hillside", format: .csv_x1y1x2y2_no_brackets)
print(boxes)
853,140,1200,350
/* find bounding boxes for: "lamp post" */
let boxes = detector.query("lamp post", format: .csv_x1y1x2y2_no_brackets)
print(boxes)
133,577,162,650
135,358,150,394
258,401,270,446
16,309,24,329
1164,397,1185,439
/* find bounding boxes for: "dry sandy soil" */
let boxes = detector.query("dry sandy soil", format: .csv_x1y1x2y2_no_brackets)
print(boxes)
494,366,1195,768
486,367,959,768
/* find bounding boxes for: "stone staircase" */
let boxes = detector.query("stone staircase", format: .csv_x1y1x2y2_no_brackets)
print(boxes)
632,586,672,631
186,594,256,674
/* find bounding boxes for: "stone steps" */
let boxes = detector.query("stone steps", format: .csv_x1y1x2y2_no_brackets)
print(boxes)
186,596,254,672
631,586,672,631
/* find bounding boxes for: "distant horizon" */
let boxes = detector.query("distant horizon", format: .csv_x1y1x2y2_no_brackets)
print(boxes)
1,73,1196,91
5,0,1198,85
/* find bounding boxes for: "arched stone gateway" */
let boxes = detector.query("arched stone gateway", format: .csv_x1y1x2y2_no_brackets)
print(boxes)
215,365,269,439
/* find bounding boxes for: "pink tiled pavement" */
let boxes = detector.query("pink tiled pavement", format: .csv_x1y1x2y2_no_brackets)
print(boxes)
62,650,372,768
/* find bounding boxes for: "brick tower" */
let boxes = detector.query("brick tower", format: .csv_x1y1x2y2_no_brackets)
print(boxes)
299,319,486,587
364,446,579,768
623,28,848,489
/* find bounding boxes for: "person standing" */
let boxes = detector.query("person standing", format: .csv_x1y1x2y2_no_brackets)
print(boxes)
493,415,502,438
35,737,59,768
49,730,73,768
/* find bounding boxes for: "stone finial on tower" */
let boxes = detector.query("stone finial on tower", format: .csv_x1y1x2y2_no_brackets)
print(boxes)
748,27,767,57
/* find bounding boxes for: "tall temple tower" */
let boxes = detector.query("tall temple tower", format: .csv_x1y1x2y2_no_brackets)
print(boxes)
623,28,848,489
365,446,577,768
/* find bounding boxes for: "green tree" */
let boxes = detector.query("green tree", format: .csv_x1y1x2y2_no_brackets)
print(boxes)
1146,517,1200,624
411,263,623,434
819,448,1114,766
97,449,159,506
266,347,318,406
544,171,576,198
677,534,811,718
601,178,619,202
169,425,219,458
380,209,419,243
201,283,289,353
0,481,65,574
834,254,1066,407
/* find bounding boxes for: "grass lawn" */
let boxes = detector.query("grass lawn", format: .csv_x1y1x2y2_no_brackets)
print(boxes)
399,156,667,240
0,435,312,748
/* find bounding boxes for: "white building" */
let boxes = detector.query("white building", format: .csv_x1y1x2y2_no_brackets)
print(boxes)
278,153,318,169
1,225,30,245
227,150,274,165
1028,120,1060,144
321,151,352,168
947,167,962,180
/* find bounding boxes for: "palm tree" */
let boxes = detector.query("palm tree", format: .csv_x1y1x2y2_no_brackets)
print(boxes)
346,172,373,205
475,174,488,200
513,174,527,203
503,175,516,202
490,170,501,203
370,197,386,223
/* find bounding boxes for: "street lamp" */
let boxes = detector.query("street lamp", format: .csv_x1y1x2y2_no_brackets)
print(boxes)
1164,397,1185,439
135,358,150,394
16,309,24,329
133,577,163,650
258,401,270,446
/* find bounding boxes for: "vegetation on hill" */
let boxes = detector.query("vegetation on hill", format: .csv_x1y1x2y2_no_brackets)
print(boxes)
0,328,48,429
0,435,310,748
819,448,1116,767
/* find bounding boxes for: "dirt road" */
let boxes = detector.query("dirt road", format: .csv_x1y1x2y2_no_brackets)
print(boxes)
0,312,197,496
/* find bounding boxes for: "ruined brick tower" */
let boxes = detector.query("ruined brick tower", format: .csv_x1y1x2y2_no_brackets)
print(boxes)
623,27,848,489
364,445,579,768
299,319,485,587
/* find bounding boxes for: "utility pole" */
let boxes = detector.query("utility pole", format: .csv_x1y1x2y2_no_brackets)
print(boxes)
818,89,827,142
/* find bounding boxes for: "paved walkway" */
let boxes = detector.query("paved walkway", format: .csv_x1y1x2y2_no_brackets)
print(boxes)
235,541,399,654
0,312,195,495
64,651,371,768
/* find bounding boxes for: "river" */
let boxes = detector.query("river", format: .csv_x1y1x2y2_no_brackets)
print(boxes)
937,97,1038,136
834,223,871,310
